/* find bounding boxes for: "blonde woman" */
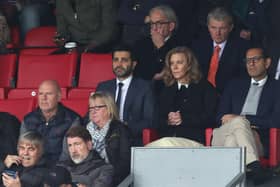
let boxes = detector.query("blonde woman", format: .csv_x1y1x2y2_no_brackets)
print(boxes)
158,46,218,144
86,91,131,186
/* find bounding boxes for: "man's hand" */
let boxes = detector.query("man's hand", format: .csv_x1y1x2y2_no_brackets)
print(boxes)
168,111,182,126
2,172,21,187
221,114,241,125
4,155,21,168
240,29,251,40
151,28,165,49
153,71,165,80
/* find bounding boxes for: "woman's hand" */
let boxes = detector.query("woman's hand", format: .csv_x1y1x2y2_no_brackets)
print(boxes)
168,111,182,126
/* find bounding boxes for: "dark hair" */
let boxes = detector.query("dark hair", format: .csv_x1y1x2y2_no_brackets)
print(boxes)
66,126,92,142
112,43,136,61
248,45,269,58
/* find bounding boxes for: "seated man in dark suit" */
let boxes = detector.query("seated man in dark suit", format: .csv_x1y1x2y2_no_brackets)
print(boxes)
133,5,179,94
212,46,280,184
96,44,157,146
191,7,249,94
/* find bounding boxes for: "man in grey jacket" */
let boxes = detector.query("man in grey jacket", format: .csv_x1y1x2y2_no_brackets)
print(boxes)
59,126,114,187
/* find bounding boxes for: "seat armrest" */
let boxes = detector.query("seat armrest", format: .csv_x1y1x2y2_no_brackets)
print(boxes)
205,128,213,146
142,128,159,146
269,128,280,167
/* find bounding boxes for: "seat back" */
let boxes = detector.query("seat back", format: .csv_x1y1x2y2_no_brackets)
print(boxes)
0,88,5,99
17,53,78,88
20,48,58,55
60,99,89,117
78,53,115,88
0,54,17,87
8,88,68,100
24,26,56,47
122,147,245,187
0,98,35,121
11,26,20,48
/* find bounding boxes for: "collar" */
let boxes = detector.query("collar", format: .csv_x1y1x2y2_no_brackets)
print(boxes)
116,75,133,87
164,35,171,42
213,40,227,57
251,76,267,87
92,119,111,131
177,82,189,90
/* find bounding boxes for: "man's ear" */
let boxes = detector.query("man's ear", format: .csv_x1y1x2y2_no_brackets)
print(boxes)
265,57,271,69
57,92,62,102
169,22,176,32
132,61,137,69
87,140,93,150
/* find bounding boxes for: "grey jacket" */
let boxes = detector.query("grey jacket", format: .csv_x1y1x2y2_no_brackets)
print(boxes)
59,151,114,187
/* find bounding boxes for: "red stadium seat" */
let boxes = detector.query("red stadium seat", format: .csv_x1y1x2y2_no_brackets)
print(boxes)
0,88,5,99
11,26,20,48
17,53,78,88
67,88,95,99
0,54,17,88
0,98,35,121
20,48,58,55
68,53,114,99
8,88,68,100
60,99,89,117
24,26,57,47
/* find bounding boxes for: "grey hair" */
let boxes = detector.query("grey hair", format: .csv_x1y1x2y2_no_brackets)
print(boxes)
207,7,233,26
149,5,178,30
18,131,44,156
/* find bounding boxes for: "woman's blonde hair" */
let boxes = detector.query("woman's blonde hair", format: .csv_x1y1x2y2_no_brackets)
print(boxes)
89,91,119,121
163,46,202,86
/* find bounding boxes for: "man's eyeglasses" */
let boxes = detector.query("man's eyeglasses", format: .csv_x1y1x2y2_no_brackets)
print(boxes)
149,21,170,28
88,105,107,111
244,56,264,64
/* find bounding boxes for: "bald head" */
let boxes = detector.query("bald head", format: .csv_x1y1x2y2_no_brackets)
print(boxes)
38,80,62,117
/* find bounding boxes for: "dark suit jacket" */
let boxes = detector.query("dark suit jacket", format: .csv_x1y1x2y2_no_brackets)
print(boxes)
159,79,218,144
96,77,157,146
267,39,280,78
105,120,131,185
134,34,179,80
191,34,249,93
217,76,280,155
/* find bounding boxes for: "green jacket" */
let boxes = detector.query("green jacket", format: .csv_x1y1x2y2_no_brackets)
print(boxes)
56,0,118,46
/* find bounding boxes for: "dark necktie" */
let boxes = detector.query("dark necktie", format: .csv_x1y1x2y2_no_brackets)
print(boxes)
116,82,123,109
253,82,259,86
180,85,187,91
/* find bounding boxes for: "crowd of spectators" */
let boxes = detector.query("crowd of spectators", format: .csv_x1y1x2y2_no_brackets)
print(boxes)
0,0,280,186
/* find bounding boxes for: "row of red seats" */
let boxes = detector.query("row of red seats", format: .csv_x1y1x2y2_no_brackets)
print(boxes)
0,98,89,122
8,26,56,48
0,52,115,99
